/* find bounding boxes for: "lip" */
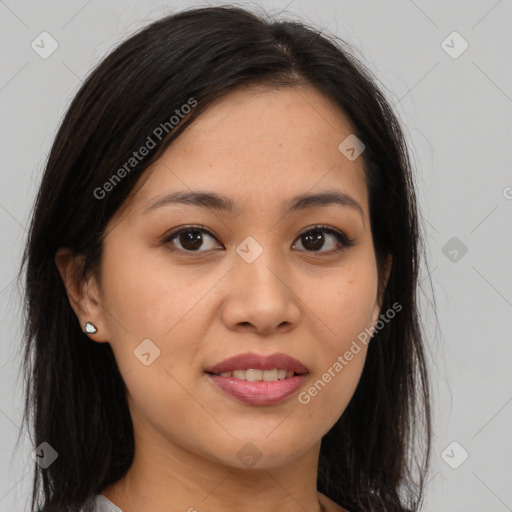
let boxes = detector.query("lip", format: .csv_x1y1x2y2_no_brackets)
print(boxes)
204,352,309,406
207,373,308,405
205,352,309,375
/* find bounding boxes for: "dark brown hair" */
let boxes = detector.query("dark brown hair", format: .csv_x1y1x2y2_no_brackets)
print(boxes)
19,5,433,511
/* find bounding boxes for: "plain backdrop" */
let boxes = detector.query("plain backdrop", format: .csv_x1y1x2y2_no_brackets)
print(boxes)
0,1,511,511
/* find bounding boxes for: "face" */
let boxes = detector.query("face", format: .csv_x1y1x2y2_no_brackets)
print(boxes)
80,84,388,470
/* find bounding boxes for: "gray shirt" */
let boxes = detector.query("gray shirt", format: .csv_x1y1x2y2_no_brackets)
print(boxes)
80,494,123,512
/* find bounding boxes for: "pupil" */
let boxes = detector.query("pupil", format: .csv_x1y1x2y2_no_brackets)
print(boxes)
303,231,324,251
181,230,203,250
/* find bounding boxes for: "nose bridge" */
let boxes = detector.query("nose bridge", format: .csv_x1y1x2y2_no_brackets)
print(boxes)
222,233,300,332
234,234,285,297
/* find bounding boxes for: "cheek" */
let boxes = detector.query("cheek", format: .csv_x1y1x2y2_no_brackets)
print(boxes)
100,238,208,342
123,366,214,455
314,261,378,351
298,261,377,422
299,351,367,439
298,283,373,432
98,247,226,397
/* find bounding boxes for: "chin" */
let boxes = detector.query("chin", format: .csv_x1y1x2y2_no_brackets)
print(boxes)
208,436,317,471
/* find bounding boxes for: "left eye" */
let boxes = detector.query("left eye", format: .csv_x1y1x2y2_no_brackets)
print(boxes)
292,226,354,253
163,225,354,254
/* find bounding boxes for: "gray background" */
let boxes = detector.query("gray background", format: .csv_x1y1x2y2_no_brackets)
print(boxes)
0,1,511,511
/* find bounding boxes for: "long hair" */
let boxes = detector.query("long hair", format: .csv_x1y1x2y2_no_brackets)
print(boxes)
19,5,432,511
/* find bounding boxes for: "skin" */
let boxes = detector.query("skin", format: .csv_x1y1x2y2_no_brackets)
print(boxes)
57,83,391,512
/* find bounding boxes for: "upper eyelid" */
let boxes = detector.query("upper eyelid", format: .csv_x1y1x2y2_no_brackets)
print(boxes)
165,224,344,237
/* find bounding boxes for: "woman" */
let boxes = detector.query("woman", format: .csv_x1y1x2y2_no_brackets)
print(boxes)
20,5,432,512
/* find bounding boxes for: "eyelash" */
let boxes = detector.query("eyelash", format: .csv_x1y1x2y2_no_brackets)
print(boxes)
162,224,356,256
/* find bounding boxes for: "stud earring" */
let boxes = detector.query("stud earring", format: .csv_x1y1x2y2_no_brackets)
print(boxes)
84,322,98,334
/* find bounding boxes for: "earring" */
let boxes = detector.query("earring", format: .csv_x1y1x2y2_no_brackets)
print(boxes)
84,322,98,334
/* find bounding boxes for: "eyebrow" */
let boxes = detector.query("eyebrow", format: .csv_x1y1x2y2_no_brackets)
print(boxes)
143,189,365,221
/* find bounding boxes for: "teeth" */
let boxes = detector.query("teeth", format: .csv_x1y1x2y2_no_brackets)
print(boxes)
246,369,263,381
262,369,278,381
233,370,246,379
217,369,295,381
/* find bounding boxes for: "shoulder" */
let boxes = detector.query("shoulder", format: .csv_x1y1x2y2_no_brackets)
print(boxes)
30,495,122,512
318,491,350,512
78,494,123,512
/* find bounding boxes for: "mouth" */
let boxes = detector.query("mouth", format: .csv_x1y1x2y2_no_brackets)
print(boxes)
205,368,305,381
204,352,309,405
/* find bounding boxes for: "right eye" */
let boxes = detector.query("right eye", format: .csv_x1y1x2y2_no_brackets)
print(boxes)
163,225,223,253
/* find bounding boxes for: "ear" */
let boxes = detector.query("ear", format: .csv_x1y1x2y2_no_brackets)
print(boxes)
54,248,110,343
370,253,393,329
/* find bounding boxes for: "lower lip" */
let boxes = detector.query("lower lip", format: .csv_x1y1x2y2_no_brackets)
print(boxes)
207,373,308,405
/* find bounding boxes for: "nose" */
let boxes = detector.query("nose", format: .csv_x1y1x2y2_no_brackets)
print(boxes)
220,246,301,335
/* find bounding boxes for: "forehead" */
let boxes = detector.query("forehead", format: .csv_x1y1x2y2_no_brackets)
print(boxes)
129,84,369,219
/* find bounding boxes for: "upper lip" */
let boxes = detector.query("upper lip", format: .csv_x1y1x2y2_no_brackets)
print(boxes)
205,352,309,375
